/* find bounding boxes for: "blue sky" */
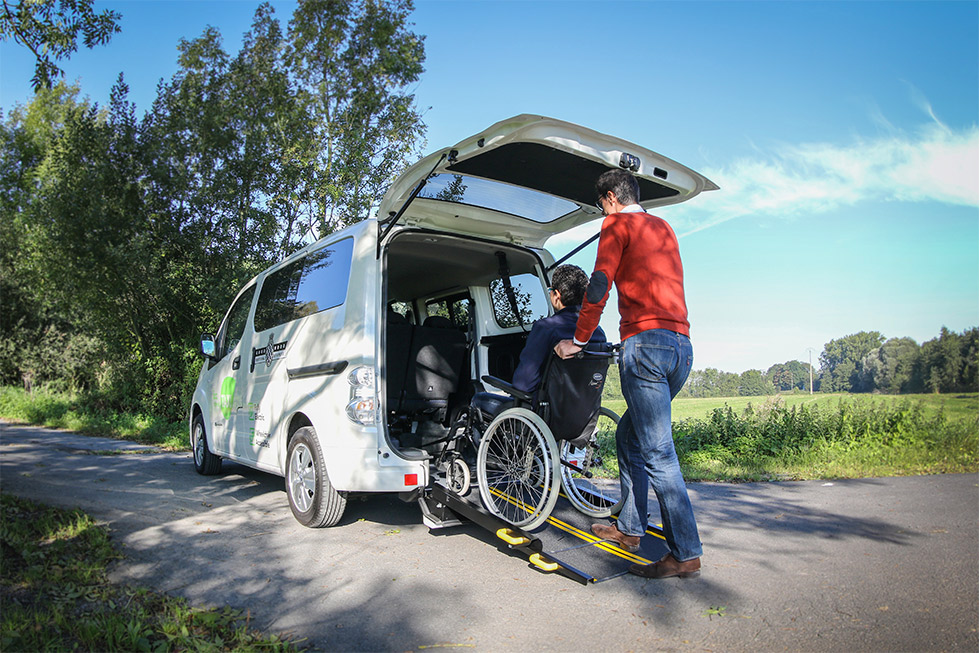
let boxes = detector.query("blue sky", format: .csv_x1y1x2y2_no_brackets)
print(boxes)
2,0,977,373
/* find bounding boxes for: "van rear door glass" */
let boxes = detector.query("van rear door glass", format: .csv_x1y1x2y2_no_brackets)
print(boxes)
254,238,355,333
489,274,548,328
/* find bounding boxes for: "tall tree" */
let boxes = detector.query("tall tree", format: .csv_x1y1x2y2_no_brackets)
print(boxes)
917,327,978,393
738,369,775,396
819,331,885,392
0,0,121,90
766,360,810,391
0,83,102,390
859,337,920,393
286,0,426,235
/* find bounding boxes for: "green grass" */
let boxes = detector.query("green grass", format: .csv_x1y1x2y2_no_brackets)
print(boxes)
0,386,186,450
603,392,978,482
0,493,302,652
607,392,978,423
3,385,977,483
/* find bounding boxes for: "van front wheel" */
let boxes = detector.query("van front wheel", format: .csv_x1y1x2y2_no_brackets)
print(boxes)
286,427,346,527
192,414,222,475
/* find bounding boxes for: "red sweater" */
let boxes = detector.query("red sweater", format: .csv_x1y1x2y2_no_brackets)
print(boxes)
574,210,689,344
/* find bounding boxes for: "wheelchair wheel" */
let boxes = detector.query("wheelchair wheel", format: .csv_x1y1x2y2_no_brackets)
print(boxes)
560,407,625,518
476,407,560,530
445,454,471,496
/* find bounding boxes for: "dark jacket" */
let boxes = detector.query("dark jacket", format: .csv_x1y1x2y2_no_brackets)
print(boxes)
512,306,607,394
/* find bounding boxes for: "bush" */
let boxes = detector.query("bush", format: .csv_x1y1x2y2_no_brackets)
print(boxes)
673,396,978,480
0,386,186,450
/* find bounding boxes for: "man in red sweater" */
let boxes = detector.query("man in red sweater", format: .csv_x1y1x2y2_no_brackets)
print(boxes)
555,168,702,579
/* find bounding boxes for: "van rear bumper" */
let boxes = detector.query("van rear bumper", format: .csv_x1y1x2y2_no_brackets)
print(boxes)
323,446,429,492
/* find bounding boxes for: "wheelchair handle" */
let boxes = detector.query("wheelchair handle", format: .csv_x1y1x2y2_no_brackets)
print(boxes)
573,342,620,361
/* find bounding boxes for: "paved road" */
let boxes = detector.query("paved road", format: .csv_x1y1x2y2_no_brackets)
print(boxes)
1,421,977,652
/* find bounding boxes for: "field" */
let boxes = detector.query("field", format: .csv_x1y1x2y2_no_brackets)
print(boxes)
2,386,976,483
606,392,978,423
602,392,978,482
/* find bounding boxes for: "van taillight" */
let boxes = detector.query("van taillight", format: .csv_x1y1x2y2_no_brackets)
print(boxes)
346,366,377,426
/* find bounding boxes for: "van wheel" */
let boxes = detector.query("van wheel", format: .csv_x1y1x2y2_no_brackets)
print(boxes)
192,414,222,475
286,427,346,527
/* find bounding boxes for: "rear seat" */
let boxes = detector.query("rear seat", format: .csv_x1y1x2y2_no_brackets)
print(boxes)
387,314,467,423
385,310,414,412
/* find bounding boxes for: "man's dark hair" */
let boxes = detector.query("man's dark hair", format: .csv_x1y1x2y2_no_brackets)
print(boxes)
550,264,589,307
596,168,640,205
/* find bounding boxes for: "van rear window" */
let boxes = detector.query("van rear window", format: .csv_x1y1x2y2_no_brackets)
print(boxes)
254,238,354,333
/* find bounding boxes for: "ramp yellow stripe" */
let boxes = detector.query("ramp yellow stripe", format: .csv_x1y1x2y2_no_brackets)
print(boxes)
487,486,662,565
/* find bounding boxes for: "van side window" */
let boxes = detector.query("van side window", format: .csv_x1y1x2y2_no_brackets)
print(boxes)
489,273,548,328
425,293,472,330
216,285,255,360
389,301,415,324
254,238,355,333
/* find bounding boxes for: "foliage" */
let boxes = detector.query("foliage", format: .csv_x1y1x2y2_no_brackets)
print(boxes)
0,494,301,651
671,395,978,481
675,326,977,399
0,0,121,90
286,0,427,234
1,0,427,421
820,331,885,392
0,386,186,450
766,359,812,392
683,367,740,398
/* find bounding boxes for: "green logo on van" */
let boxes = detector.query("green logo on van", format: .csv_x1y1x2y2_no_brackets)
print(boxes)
218,376,236,419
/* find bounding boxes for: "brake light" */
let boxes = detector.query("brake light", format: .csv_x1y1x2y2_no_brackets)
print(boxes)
346,366,377,426
404,473,418,486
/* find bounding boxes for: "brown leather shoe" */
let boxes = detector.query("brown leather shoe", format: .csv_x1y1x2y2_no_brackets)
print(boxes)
630,553,701,579
590,522,641,552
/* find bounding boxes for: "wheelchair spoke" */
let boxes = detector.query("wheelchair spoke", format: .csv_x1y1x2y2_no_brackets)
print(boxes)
476,408,559,529
560,406,625,518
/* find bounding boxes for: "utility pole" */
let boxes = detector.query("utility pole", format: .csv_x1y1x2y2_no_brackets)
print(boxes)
805,347,816,394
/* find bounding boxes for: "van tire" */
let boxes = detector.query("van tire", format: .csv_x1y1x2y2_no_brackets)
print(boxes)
286,427,346,527
192,414,222,475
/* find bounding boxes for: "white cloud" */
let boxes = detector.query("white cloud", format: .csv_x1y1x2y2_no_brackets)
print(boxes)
670,120,979,237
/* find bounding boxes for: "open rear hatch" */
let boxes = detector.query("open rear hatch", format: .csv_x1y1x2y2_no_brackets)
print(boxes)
378,114,718,248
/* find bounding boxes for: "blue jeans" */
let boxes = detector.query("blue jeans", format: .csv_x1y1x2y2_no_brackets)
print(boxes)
616,329,702,561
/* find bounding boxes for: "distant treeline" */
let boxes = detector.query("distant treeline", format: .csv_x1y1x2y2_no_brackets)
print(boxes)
671,328,978,398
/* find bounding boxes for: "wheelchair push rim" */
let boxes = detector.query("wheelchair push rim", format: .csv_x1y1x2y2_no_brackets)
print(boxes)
476,407,560,530
559,406,625,518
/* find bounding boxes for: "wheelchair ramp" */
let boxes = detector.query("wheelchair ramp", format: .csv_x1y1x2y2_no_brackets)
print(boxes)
531,496,670,583
423,482,668,584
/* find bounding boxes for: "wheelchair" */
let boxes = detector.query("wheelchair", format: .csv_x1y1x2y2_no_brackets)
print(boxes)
435,343,625,530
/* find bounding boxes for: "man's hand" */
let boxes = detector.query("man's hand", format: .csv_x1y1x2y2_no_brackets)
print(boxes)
554,339,583,360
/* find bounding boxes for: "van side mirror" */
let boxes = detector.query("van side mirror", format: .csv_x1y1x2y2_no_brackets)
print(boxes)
200,334,217,359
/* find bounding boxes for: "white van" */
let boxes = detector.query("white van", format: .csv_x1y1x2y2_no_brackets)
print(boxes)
189,115,717,527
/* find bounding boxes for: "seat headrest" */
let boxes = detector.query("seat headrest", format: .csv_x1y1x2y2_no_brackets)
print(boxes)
387,309,409,324
422,315,454,329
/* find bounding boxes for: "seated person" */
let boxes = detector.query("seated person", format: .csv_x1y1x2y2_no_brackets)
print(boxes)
472,264,607,419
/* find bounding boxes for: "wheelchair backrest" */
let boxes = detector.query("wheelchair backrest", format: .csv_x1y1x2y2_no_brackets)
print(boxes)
537,343,612,445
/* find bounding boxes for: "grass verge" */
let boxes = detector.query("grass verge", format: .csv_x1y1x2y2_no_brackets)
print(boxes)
3,386,977,482
0,493,301,652
0,386,186,450
605,393,978,482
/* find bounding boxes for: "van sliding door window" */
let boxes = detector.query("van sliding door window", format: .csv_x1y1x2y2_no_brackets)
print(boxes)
489,273,548,329
254,238,355,333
